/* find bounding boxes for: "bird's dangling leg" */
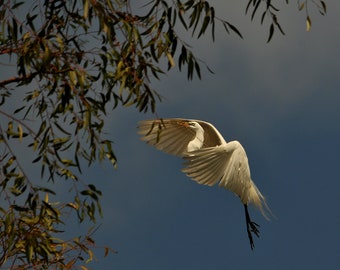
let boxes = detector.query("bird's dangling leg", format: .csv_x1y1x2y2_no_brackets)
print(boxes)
244,204,260,250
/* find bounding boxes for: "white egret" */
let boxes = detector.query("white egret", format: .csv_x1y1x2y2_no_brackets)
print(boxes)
138,118,270,249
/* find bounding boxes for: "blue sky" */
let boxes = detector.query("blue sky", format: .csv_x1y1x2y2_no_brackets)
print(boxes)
1,1,339,269
92,2,339,269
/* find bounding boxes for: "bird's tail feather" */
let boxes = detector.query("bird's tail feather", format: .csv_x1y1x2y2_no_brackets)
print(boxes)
248,182,273,220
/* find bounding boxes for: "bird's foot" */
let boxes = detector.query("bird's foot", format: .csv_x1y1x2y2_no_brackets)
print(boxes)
249,220,260,237
244,204,260,250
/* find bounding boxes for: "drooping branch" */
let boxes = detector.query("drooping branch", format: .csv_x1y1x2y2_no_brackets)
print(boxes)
0,72,38,88
0,68,73,88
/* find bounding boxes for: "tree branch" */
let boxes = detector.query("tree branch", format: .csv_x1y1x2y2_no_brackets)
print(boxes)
0,72,38,88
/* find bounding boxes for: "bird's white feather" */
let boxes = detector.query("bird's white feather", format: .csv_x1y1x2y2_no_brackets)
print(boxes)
138,118,270,218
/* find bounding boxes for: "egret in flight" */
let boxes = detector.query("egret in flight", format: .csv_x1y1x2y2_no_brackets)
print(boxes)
138,118,270,249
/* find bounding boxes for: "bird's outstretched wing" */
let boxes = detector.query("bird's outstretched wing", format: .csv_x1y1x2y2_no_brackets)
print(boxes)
182,145,234,187
183,141,268,216
138,118,224,157
138,119,197,156
182,142,250,190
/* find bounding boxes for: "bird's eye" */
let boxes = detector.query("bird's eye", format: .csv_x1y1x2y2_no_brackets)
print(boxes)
188,122,195,127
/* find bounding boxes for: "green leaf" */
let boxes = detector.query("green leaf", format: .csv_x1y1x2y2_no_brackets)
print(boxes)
299,2,305,11
194,61,201,79
26,244,34,262
178,7,188,30
251,0,262,21
267,23,274,43
13,106,26,114
320,1,327,14
11,1,24,9
198,15,210,38
225,21,243,39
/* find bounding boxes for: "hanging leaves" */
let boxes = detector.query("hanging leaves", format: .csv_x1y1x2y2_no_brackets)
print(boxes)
246,0,326,40
298,0,326,32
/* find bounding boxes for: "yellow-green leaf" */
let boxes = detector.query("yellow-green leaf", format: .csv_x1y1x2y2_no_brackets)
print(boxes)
166,51,175,68
306,16,311,32
83,0,89,19
18,124,23,142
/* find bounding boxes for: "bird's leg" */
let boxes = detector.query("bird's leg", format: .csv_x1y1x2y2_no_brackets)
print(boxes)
244,204,260,250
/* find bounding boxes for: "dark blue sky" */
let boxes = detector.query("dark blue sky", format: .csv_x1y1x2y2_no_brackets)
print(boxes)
91,2,339,269
1,1,339,269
